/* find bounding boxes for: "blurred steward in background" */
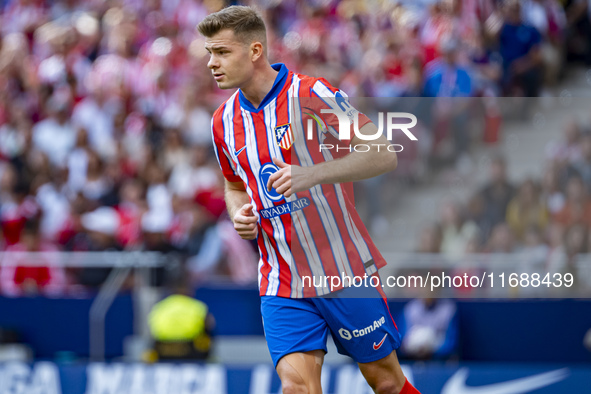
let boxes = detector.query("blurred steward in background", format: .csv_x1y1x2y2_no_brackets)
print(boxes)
146,279,215,361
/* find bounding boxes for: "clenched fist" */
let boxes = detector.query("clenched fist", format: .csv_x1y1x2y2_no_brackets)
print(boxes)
233,203,258,240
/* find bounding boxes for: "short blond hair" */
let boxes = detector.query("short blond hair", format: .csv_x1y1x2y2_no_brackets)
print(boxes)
197,6,267,53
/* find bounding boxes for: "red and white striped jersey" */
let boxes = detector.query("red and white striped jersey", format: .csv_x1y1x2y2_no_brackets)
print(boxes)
211,63,387,298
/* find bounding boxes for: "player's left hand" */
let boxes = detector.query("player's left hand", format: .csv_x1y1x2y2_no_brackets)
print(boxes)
267,157,313,198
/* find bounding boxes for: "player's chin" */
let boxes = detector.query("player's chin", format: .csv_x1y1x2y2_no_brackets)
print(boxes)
216,80,235,90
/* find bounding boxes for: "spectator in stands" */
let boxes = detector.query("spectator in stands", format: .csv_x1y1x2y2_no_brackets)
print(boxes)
423,36,473,98
465,193,487,245
562,223,588,272
159,129,190,173
181,87,215,146
424,36,473,162
546,120,582,167
115,178,146,249
32,91,76,168
1,166,38,247
506,179,549,242
399,298,458,361
541,165,566,216
416,223,443,253
141,211,175,254
0,100,29,161
495,0,543,96
439,201,479,258
75,207,122,287
519,225,550,272
1,0,47,36
79,150,113,203
66,129,90,195
0,219,66,297
168,145,219,200
478,155,515,239
143,163,173,231
546,222,567,272
141,209,179,287
521,0,567,86
485,223,515,253
569,132,591,191
565,0,591,65
467,32,503,97
553,175,591,227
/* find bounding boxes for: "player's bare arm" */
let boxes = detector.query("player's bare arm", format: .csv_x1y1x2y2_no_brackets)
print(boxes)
267,122,397,198
225,180,258,240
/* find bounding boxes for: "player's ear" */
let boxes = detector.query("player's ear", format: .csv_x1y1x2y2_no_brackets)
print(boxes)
250,41,264,62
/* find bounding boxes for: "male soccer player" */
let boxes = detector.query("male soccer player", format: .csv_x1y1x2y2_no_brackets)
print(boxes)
198,6,421,394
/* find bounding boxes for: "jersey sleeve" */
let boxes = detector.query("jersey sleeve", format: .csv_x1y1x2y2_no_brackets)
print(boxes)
310,78,372,143
211,117,242,183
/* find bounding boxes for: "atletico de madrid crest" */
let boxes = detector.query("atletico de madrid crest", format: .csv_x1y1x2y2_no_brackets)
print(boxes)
274,123,294,150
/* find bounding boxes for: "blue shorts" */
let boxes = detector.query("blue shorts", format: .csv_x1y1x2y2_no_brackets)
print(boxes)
261,285,401,367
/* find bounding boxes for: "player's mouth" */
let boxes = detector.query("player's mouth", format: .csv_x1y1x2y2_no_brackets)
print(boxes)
213,73,225,81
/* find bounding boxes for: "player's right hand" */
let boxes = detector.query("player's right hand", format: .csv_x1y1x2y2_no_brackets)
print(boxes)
233,204,258,240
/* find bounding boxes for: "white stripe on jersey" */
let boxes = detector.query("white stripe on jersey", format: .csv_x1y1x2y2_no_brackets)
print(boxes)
239,109,279,296
257,257,263,289
283,79,332,297
221,95,280,296
312,80,373,265
310,81,344,140
263,98,307,298
221,147,238,174
289,75,355,282
211,118,236,179
242,108,296,297
267,87,331,297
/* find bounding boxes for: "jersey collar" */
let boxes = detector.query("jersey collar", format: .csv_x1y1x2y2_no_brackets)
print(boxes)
238,63,289,113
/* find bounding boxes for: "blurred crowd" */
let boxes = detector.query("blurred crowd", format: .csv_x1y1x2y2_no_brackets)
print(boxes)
416,119,591,275
0,0,590,295
269,0,590,98
0,0,259,296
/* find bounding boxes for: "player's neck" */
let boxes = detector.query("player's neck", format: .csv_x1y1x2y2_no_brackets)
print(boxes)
240,63,279,109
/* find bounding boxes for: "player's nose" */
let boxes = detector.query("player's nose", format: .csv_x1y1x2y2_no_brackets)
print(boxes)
207,55,219,70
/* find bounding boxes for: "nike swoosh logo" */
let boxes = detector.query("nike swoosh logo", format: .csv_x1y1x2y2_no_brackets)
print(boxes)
442,367,569,394
373,334,387,350
235,146,246,156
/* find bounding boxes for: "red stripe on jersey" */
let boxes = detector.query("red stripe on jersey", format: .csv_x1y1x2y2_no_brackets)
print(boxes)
212,103,241,183
297,191,342,279
213,96,273,295
303,77,383,276
275,74,293,165
294,79,344,285
252,102,292,298
232,97,247,158
322,184,366,277
229,96,278,295
290,215,318,298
